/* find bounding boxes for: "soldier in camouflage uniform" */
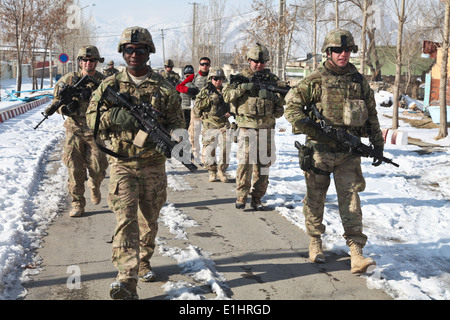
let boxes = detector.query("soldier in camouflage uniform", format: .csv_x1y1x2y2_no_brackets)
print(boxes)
177,57,211,161
285,29,384,274
86,27,184,300
51,45,108,217
103,60,119,77
194,67,232,183
223,43,284,211
161,59,181,87
179,65,195,129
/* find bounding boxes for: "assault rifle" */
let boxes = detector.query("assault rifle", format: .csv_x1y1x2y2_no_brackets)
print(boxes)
34,75,95,130
302,104,399,167
206,83,230,118
101,85,198,173
230,73,291,96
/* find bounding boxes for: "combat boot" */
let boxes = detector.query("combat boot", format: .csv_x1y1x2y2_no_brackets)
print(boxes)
309,236,325,263
348,241,376,274
235,196,247,209
209,171,218,182
110,281,139,300
69,206,84,217
250,197,264,211
138,261,156,282
87,178,101,205
217,170,229,183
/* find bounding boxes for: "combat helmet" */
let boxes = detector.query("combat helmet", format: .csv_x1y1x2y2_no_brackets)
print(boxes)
184,65,194,75
247,43,270,62
208,67,226,80
117,26,156,54
164,59,174,67
77,45,104,63
321,29,358,53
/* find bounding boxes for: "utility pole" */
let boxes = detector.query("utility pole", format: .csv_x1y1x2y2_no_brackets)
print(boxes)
161,29,166,63
313,0,317,70
190,2,198,65
335,0,339,28
277,0,286,79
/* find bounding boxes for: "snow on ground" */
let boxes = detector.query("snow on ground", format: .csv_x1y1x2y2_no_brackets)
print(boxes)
0,78,449,300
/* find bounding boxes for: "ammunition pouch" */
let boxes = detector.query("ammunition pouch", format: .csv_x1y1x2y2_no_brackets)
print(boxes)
297,143,313,171
241,97,274,116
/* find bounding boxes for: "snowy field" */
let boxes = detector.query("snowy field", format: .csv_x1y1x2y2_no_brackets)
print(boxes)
0,77,449,300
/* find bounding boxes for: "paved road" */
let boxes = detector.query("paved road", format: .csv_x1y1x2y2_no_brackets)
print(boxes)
23,158,390,302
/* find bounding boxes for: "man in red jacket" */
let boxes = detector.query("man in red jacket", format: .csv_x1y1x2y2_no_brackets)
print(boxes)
176,57,211,161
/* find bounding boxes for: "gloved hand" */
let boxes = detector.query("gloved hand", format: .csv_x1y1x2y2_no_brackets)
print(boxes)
155,139,171,158
80,88,92,100
372,145,384,167
109,108,139,130
258,89,275,100
187,87,200,96
61,100,80,116
239,82,256,92
294,119,317,137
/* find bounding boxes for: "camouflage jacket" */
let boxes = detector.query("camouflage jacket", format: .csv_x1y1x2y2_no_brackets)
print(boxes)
103,68,119,77
222,67,284,129
284,62,384,148
161,70,181,87
52,70,104,136
194,82,229,129
86,67,184,167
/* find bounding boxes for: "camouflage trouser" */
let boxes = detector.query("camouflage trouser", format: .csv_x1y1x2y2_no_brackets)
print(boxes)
303,147,367,246
201,124,231,172
236,128,276,200
108,162,167,287
62,131,108,209
189,108,202,159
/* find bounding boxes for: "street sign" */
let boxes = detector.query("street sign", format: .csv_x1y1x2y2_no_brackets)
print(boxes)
59,53,69,63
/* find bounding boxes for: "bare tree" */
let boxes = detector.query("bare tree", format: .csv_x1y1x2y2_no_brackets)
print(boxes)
0,0,41,96
391,0,406,130
437,0,449,139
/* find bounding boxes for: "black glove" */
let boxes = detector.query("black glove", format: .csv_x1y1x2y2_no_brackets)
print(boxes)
80,88,92,100
155,139,171,158
187,87,199,96
61,100,80,115
372,145,384,167
109,108,139,130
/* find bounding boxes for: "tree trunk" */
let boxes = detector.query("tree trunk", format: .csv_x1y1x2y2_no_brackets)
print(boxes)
392,0,406,130
437,0,449,140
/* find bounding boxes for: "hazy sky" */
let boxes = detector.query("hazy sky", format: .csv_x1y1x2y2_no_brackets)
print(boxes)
76,0,251,65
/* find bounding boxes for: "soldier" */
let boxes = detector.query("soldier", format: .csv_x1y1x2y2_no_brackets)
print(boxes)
176,57,211,161
86,26,184,300
179,65,195,129
284,29,384,274
223,43,284,211
194,67,232,183
51,45,108,217
161,59,181,87
103,60,119,77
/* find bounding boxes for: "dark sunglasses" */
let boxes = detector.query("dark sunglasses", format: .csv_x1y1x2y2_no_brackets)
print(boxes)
250,59,266,64
200,62,210,66
81,58,97,62
330,47,352,54
123,46,148,55
212,77,224,81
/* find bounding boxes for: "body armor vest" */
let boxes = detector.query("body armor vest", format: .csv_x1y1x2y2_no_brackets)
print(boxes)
316,68,368,127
